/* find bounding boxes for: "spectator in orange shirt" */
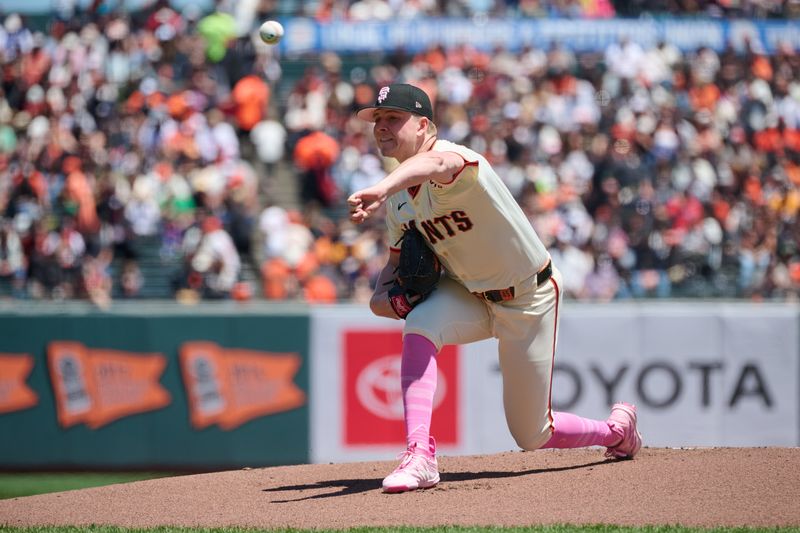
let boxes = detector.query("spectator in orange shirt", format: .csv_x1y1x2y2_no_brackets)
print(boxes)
62,157,99,235
232,73,269,132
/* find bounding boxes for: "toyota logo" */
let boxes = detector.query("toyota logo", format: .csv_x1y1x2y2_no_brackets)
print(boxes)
355,355,447,420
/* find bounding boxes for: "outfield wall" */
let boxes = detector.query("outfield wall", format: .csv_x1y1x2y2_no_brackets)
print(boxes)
0,301,797,469
309,302,800,464
0,304,311,469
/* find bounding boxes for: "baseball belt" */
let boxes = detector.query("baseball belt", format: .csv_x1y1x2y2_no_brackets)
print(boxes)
473,259,553,303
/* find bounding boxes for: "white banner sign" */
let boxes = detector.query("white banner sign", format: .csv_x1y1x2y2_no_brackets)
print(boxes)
554,303,798,447
310,302,799,463
280,18,799,54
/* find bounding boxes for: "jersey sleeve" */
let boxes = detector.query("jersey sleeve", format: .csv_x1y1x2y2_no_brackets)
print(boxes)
441,154,478,185
429,140,480,199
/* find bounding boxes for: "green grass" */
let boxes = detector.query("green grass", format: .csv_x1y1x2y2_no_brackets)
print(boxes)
0,473,176,500
0,527,797,533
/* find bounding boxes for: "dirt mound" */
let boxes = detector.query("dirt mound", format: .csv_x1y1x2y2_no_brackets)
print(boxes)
1,448,798,529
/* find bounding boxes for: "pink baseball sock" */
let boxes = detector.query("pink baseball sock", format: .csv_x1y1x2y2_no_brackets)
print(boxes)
401,333,438,457
541,411,621,449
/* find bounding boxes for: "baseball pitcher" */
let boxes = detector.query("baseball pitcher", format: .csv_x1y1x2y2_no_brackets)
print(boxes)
348,83,642,493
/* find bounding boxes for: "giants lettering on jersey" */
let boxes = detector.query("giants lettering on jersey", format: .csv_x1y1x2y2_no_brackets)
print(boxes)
402,210,474,244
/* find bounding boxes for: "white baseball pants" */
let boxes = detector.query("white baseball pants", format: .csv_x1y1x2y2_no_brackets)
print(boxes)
404,266,564,451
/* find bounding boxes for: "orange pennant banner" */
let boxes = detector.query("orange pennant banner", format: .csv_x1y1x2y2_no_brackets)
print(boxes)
48,341,171,429
179,342,230,430
180,342,305,430
0,354,39,414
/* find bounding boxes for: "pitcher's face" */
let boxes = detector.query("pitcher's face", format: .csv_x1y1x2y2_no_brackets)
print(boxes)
372,109,426,162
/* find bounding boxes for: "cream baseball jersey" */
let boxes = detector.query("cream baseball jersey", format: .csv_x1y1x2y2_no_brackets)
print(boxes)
386,139,550,293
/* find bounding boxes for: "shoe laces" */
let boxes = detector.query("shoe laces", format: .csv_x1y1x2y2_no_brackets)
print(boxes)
392,447,433,475
606,417,626,441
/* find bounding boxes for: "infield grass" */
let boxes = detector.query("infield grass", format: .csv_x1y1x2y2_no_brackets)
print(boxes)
0,473,176,500
0,526,797,532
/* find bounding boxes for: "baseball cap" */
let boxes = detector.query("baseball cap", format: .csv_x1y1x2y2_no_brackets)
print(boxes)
356,83,433,122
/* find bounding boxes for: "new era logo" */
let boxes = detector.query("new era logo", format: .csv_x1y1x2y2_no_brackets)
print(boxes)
415,101,422,108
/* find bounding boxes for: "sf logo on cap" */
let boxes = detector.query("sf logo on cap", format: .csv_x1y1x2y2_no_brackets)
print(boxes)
378,86,390,104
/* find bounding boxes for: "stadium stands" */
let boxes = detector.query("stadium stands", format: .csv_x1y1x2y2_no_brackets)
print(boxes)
1,1,799,304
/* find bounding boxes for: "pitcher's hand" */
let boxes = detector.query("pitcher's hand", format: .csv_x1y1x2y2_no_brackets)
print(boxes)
347,184,388,223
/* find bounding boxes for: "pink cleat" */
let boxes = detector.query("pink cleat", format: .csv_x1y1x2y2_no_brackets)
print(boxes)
605,402,643,459
382,437,440,493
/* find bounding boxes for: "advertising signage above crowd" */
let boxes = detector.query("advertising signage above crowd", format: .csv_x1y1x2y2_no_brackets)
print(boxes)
279,18,799,55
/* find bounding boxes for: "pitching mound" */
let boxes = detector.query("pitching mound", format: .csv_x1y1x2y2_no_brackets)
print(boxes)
1,448,798,529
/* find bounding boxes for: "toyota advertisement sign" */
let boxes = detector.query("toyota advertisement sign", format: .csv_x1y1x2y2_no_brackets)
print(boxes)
309,302,799,463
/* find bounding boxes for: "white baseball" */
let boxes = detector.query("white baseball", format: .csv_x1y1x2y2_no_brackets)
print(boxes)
259,20,284,45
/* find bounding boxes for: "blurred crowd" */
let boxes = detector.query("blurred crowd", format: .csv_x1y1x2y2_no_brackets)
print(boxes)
0,1,279,306
1,1,800,306
321,34,800,302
